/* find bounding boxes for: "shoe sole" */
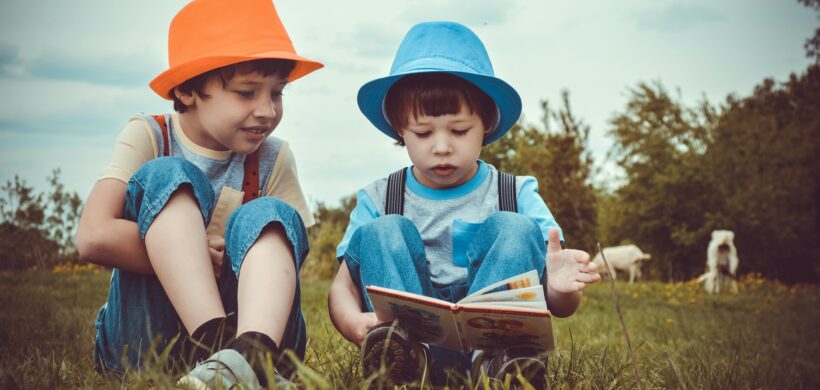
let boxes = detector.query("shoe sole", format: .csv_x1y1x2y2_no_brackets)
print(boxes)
361,325,425,386
177,375,209,390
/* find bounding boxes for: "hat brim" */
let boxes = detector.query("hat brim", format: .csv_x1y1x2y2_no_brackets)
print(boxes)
357,70,522,145
150,51,323,100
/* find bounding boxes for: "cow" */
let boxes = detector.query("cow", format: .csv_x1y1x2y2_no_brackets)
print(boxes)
592,244,652,283
696,230,739,293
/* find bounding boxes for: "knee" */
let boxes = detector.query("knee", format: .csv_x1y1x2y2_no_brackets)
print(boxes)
130,157,213,209
228,197,299,228
482,212,542,240
224,197,308,271
350,215,423,266
358,214,412,238
135,157,207,185
125,157,214,230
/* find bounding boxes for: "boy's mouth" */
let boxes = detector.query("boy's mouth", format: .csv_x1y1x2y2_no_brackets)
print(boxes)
241,127,268,135
431,165,456,176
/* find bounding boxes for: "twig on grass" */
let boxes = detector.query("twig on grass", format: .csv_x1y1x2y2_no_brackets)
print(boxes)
664,351,687,390
598,242,644,390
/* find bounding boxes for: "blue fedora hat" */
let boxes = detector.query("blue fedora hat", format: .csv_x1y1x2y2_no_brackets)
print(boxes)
357,21,522,145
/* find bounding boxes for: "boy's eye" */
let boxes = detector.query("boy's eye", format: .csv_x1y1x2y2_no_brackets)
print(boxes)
413,131,431,138
236,90,254,98
452,128,471,136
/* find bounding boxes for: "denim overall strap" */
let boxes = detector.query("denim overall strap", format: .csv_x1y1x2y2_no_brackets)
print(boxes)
497,171,516,212
150,114,170,156
241,149,260,204
385,167,407,215
147,113,261,204
385,167,518,214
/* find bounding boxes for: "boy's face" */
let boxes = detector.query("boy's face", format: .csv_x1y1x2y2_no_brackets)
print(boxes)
400,103,485,189
177,71,287,154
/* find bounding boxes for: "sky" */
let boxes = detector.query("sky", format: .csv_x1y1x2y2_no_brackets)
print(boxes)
0,0,816,208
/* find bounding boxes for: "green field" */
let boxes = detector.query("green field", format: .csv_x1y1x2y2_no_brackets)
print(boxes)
1,267,818,389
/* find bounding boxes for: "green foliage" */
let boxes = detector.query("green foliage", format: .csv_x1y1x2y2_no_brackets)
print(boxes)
602,66,819,282
799,0,820,61
0,169,83,269
483,91,598,252
701,66,820,282
2,270,819,388
302,195,356,280
44,169,83,258
603,82,716,280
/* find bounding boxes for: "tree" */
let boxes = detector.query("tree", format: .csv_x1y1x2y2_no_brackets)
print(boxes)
799,0,820,62
703,65,820,282
0,175,52,269
484,91,598,252
44,169,83,258
602,66,819,282
0,170,83,269
302,194,356,279
603,82,716,280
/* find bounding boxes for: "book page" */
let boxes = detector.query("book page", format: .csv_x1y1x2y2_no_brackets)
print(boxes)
457,286,546,308
456,307,554,352
366,286,463,350
460,270,542,304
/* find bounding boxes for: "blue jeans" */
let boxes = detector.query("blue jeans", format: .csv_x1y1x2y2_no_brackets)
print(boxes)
93,157,309,374
342,213,547,381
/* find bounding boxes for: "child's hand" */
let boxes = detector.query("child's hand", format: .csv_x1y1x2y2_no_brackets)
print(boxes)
546,229,600,293
207,234,225,280
344,312,390,346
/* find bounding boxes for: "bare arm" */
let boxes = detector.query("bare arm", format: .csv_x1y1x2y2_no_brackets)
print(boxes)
327,261,385,346
75,178,154,274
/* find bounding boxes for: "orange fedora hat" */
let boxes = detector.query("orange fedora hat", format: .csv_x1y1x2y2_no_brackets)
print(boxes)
150,0,323,99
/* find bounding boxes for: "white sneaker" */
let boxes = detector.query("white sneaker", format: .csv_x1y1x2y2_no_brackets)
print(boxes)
177,349,261,390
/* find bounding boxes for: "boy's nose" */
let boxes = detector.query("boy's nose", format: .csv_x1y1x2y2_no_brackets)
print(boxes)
432,135,452,155
253,96,276,119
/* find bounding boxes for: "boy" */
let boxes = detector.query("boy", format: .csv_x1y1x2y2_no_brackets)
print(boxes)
328,21,600,387
75,0,322,388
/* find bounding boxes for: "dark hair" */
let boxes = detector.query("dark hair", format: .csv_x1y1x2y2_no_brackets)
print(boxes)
384,73,498,146
172,59,296,113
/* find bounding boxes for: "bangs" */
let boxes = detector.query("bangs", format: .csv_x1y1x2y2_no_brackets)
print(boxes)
384,73,497,140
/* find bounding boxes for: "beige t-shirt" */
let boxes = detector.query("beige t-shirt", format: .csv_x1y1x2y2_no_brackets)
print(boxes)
100,113,315,235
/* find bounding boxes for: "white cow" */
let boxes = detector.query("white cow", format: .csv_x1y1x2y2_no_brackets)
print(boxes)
696,230,739,293
592,244,652,283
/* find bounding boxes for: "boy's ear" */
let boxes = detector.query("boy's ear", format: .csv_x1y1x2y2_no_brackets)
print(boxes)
173,87,197,106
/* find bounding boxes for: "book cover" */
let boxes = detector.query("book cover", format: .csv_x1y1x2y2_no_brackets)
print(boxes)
366,270,554,352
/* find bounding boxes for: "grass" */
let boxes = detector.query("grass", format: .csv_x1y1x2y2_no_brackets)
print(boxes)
1,265,819,389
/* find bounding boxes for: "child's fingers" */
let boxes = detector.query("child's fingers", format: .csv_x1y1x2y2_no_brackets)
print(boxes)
547,229,562,253
576,272,600,283
208,236,225,251
578,261,597,273
209,248,223,278
572,249,590,264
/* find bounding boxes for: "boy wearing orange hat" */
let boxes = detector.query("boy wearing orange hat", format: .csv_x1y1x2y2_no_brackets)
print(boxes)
76,0,321,387
328,22,600,387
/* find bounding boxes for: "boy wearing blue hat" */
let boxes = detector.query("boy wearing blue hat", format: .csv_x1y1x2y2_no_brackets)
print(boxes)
328,21,601,387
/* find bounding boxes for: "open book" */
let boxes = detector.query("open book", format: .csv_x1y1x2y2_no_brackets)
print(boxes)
366,270,554,352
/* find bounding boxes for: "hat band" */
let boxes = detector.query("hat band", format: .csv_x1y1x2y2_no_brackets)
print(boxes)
391,56,489,77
